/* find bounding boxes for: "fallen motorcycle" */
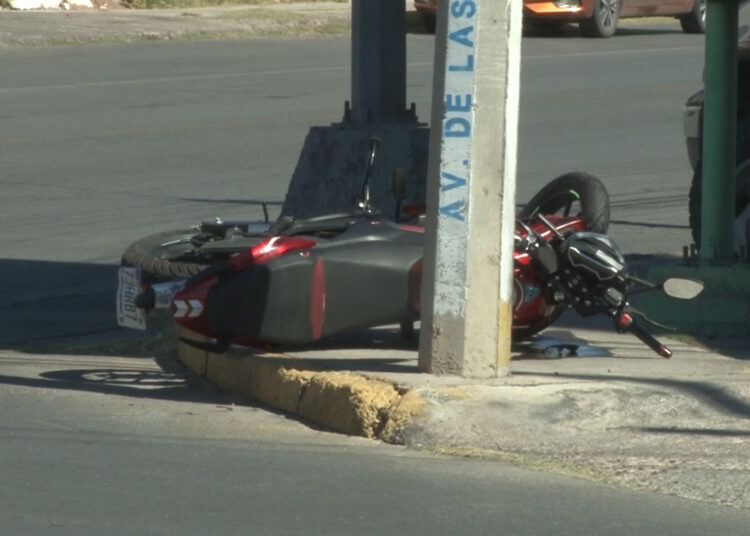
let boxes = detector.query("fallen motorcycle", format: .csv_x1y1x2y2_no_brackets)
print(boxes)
117,138,703,357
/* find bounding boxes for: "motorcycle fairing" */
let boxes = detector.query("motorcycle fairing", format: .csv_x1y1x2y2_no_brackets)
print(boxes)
176,219,424,345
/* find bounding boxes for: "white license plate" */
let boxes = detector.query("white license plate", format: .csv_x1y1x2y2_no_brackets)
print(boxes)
117,267,146,330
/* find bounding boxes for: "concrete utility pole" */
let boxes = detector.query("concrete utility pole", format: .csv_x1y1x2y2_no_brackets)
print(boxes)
418,0,523,377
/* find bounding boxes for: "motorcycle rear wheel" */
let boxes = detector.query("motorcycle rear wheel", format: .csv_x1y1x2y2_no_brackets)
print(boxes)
519,171,610,233
122,228,229,282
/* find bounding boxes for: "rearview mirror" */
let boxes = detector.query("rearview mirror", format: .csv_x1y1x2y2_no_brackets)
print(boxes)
662,277,704,300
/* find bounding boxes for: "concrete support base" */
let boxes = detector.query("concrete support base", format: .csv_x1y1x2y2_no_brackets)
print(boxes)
634,260,750,338
281,122,429,219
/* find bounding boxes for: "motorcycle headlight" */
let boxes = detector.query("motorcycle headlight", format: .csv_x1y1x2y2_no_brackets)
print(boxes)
563,232,627,282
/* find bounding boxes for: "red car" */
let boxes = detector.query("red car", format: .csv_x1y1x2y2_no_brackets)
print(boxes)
414,0,705,38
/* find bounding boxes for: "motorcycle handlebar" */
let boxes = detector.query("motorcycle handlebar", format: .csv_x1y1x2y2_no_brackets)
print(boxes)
616,312,672,359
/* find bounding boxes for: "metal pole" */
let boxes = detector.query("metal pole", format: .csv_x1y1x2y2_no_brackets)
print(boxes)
350,0,407,123
701,0,739,263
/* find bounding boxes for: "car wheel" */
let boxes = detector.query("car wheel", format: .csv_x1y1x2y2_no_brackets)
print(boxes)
680,0,706,34
688,116,750,251
421,12,436,33
579,0,619,38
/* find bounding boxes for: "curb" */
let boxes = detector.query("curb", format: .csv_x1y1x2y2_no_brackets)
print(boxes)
176,327,425,440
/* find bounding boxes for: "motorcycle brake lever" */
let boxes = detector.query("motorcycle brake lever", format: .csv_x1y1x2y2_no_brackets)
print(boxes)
623,306,676,332
624,274,660,294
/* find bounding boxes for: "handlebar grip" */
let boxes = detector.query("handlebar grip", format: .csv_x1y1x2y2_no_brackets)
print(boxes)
617,312,673,358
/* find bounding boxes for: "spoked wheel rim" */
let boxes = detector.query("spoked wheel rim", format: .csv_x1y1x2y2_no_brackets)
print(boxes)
597,0,619,29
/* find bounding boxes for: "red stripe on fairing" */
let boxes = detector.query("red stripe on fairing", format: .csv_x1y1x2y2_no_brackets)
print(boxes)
310,258,326,340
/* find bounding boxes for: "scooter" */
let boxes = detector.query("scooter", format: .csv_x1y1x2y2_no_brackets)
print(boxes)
117,138,703,357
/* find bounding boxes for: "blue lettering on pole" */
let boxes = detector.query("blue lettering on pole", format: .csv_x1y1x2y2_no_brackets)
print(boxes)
445,118,470,137
440,200,466,222
438,0,476,226
445,94,472,112
441,171,467,192
448,26,474,48
450,0,476,18
448,54,474,72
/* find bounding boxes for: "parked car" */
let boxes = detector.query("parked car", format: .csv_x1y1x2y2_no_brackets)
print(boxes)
414,0,705,38
683,1,750,252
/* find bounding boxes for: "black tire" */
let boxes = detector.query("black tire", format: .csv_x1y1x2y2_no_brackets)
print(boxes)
680,0,706,34
689,116,750,248
580,0,619,38
519,171,610,234
526,19,564,34
421,12,436,33
121,228,218,282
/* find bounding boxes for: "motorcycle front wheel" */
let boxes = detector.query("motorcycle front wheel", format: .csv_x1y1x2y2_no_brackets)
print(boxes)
519,171,610,234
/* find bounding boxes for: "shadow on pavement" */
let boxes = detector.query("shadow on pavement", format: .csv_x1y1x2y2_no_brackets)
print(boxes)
178,197,283,208
636,426,750,437
522,24,683,39
0,257,170,356
0,366,224,404
0,258,120,348
614,26,684,37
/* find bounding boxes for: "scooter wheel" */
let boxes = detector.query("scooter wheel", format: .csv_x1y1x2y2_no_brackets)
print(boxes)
519,171,610,234
121,228,215,282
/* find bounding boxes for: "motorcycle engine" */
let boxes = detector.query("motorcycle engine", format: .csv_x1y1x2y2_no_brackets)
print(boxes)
554,232,629,316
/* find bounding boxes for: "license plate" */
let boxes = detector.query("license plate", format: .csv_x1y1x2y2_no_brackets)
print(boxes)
117,267,146,330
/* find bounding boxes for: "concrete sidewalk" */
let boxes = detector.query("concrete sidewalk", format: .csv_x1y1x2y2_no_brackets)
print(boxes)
175,315,750,510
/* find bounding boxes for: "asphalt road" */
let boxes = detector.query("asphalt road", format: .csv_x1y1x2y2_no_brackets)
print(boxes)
3,350,750,535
